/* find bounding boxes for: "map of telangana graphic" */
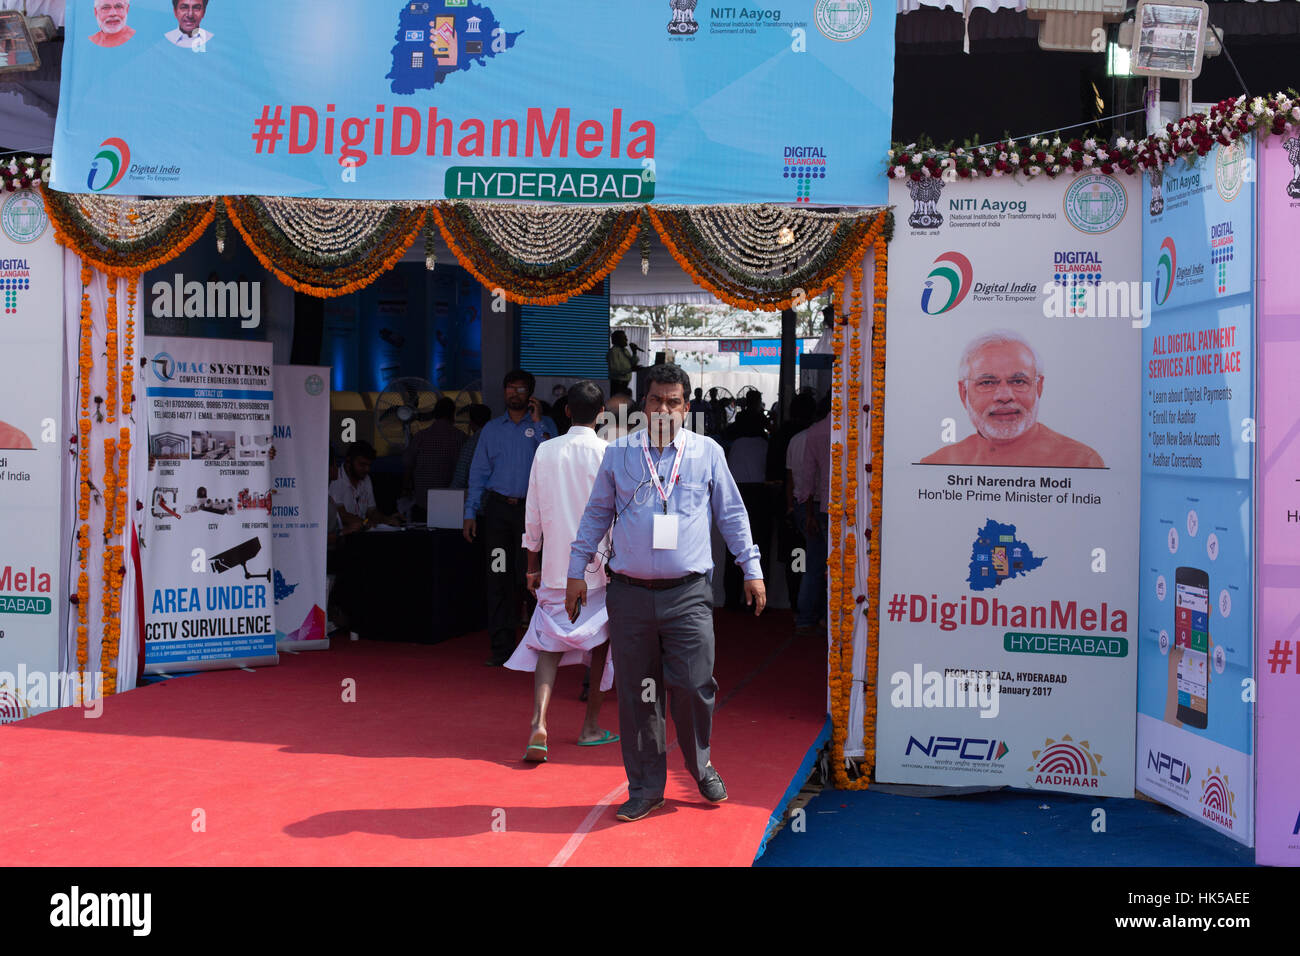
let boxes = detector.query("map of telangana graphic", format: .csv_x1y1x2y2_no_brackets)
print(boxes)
387,1,524,94
968,519,1045,590
273,570,298,604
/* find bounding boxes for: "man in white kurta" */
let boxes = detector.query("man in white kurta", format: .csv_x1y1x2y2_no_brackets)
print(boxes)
507,382,617,760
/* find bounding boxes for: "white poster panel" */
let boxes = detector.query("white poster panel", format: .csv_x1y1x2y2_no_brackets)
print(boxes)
0,190,66,720
271,366,329,650
874,174,1141,796
141,337,278,672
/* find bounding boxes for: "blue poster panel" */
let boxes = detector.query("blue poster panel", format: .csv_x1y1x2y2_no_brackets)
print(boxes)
53,1,893,204
1137,141,1256,846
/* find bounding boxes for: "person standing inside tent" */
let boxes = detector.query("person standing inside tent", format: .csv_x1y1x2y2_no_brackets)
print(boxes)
509,381,619,761
451,403,493,490
464,371,557,667
403,396,464,522
567,363,766,823
607,330,639,398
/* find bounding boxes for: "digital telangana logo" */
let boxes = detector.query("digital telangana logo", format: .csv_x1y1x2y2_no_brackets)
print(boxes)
1155,236,1176,305
1027,734,1105,789
920,251,973,315
87,138,130,193
1200,767,1237,830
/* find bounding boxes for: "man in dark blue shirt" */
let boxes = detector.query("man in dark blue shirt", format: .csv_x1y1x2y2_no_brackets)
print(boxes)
464,370,557,666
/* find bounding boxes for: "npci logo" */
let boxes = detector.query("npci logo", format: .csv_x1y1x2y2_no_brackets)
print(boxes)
920,251,973,315
87,138,130,193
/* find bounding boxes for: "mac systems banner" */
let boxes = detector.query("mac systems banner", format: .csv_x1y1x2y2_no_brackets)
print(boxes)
1256,134,1300,866
1137,141,1255,846
0,190,64,721
874,174,1141,797
271,366,330,651
142,337,278,673
52,1,893,205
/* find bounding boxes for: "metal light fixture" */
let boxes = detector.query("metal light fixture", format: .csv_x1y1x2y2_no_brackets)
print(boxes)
1027,0,1128,53
1120,0,1217,80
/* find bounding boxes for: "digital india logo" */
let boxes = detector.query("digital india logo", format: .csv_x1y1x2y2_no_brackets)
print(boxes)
87,138,130,193
920,251,973,315
1155,237,1177,306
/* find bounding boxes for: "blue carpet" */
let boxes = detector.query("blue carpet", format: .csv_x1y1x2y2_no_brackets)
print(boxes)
754,716,832,862
756,787,1256,866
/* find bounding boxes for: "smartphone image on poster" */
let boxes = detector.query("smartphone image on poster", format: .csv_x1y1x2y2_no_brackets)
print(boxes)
433,15,455,62
1174,566,1209,729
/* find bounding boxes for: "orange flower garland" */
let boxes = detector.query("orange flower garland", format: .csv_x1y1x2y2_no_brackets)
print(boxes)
76,263,93,679
647,207,889,313
225,198,426,298
862,235,889,776
827,273,848,784
45,190,215,279
431,204,639,306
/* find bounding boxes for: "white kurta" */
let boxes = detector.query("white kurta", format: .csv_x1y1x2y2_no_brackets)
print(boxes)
504,425,613,689
505,585,613,692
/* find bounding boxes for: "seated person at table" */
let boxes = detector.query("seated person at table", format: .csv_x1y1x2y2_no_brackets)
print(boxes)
330,441,404,529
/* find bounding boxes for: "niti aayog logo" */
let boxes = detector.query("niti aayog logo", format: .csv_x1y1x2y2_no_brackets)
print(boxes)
1155,237,1176,305
920,251,973,315
1027,734,1105,789
87,138,131,192
1200,767,1237,830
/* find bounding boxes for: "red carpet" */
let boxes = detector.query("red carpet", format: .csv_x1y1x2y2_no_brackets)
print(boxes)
0,609,825,866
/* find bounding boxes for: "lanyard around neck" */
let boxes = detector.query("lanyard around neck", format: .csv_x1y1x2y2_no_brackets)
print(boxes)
642,434,686,515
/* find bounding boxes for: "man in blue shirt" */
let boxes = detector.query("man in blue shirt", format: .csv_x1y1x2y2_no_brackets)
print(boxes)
464,370,557,666
567,363,766,822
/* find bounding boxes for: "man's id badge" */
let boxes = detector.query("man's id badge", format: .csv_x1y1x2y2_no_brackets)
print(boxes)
652,513,679,550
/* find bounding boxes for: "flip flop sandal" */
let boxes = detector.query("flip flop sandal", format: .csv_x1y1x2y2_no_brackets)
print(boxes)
523,735,548,762
576,730,620,747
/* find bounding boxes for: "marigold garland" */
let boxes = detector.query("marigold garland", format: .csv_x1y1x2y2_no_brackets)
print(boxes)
76,263,93,679
647,206,887,312
45,189,215,278
432,203,639,305
826,248,887,790
828,272,848,783
224,197,425,298
863,236,888,779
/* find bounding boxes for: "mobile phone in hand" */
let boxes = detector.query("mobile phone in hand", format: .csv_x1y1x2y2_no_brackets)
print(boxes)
569,596,582,623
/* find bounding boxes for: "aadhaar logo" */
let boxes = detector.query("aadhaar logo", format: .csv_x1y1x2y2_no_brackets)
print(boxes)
87,138,131,192
1155,237,1176,305
920,251,973,315
1200,767,1236,830
1028,734,1105,789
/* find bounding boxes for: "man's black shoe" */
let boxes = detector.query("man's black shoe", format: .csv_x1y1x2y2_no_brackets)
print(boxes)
484,656,509,667
698,767,728,803
615,797,665,822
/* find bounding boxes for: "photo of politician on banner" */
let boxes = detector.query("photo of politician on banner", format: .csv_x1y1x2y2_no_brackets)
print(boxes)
874,173,1141,797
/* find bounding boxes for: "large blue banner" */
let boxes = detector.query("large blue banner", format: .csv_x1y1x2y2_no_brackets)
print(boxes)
1136,140,1256,845
52,1,893,204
